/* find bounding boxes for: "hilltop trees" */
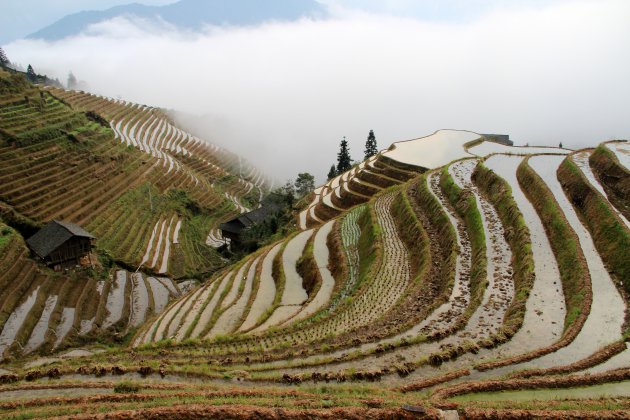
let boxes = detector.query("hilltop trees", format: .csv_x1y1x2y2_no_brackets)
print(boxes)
0,47,9,68
337,136,352,174
26,65,37,82
364,129,378,160
326,136,353,180
294,172,315,198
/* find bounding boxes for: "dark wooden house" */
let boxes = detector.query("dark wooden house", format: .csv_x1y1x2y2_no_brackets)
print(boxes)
219,203,281,245
26,220,95,269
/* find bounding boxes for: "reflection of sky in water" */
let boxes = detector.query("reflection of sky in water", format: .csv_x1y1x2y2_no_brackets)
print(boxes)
516,155,625,368
468,142,569,157
484,154,565,353
382,130,480,168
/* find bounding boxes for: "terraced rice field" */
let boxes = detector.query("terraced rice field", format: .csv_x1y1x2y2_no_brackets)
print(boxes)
298,129,571,230
0,77,269,280
36,87,267,267
2,71,629,416
33,130,618,417
0,225,184,358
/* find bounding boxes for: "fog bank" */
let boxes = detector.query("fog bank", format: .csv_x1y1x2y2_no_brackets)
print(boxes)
7,0,630,183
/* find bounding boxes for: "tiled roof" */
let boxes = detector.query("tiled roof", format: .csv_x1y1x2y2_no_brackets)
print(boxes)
26,220,94,258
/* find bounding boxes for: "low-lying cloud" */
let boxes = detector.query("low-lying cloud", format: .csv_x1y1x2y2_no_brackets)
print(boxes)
7,0,630,183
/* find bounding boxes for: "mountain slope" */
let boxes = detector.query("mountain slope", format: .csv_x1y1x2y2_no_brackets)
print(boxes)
1,130,626,417
0,68,269,357
0,71,629,417
28,0,327,41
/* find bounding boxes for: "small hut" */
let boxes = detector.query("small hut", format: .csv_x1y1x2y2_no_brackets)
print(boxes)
26,220,95,269
219,203,281,245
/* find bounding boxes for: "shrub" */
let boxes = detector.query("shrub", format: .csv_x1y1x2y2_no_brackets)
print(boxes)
114,381,141,393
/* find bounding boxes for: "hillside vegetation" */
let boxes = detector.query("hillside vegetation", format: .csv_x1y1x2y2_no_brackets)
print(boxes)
0,70,267,360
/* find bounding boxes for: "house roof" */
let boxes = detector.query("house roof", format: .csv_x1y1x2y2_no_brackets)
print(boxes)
26,220,94,259
219,203,282,236
218,220,246,235
237,204,280,226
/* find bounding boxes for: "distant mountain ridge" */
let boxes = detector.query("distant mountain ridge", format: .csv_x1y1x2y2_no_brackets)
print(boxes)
28,0,327,41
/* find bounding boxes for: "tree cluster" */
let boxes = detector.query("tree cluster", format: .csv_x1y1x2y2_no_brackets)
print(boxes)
235,172,315,255
0,47,10,68
26,65,37,83
326,130,378,180
294,172,315,198
18,64,61,88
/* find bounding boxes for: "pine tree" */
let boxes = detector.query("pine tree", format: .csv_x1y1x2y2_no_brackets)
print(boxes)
364,129,378,160
327,164,337,181
26,64,37,82
0,47,9,68
336,136,352,174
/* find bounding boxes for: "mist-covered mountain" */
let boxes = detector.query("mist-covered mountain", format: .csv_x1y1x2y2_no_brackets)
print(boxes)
28,0,327,41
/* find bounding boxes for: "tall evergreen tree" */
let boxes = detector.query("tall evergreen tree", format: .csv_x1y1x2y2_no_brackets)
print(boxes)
327,164,337,181
26,64,37,82
364,129,378,160
0,47,9,68
336,136,352,174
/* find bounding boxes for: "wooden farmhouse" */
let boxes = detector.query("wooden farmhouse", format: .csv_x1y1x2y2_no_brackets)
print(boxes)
26,220,95,269
219,203,281,245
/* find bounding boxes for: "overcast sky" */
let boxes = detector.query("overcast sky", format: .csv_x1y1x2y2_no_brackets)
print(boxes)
4,0,630,183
